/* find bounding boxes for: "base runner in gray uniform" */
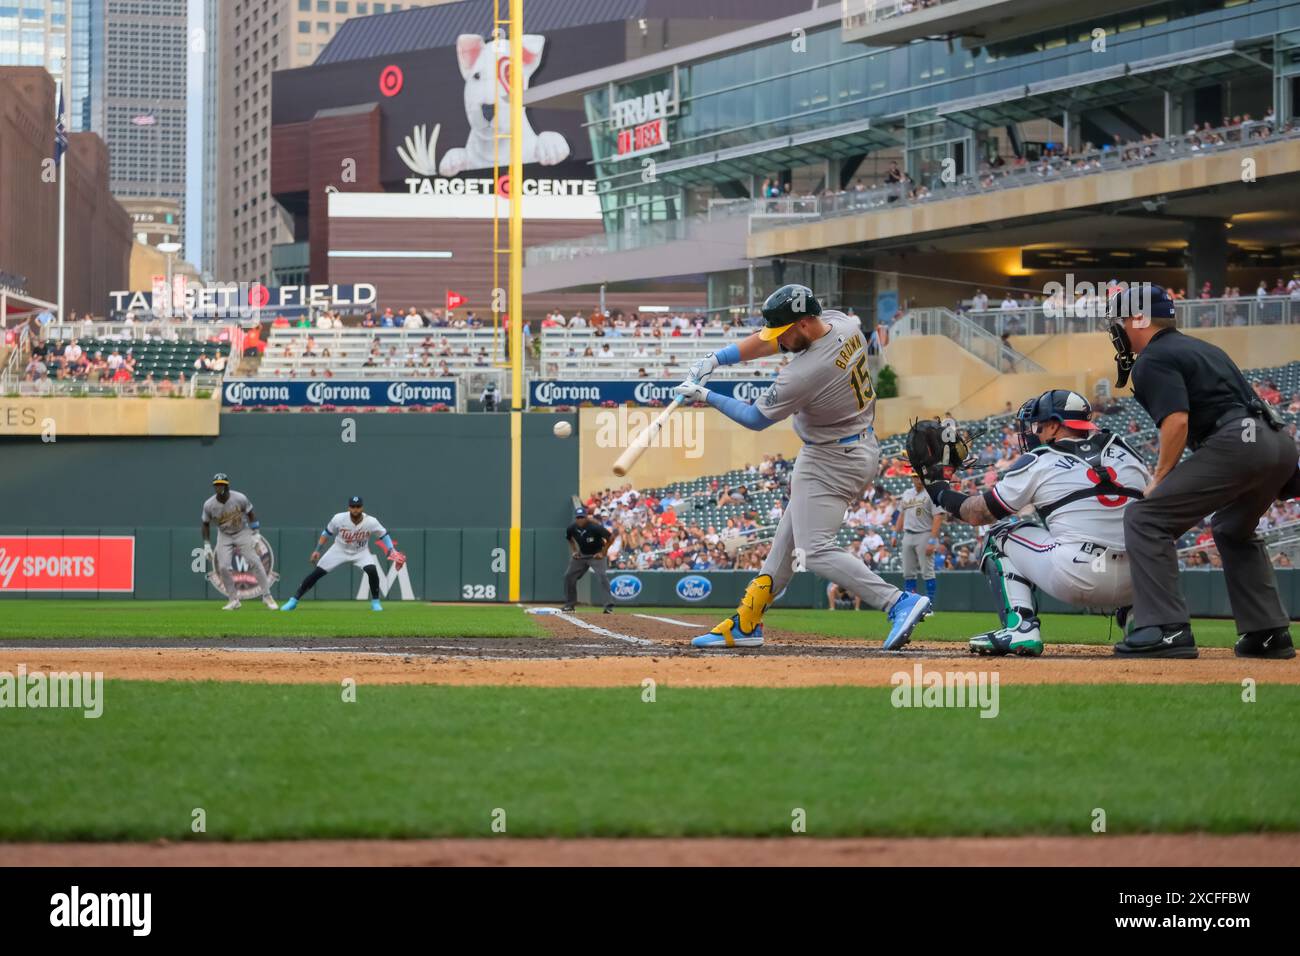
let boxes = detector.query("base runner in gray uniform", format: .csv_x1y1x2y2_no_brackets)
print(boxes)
674,285,930,649
896,473,941,605
200,472,277,610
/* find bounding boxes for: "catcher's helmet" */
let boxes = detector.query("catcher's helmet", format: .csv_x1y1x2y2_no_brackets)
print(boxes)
1016,389,1097,452
759,284,821,341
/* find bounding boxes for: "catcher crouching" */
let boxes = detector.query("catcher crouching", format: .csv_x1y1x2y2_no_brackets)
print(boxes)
280,495,405,612
907,390,1152,656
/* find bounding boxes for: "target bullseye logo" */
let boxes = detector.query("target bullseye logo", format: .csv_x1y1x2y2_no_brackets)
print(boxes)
379,64,404,97
495,174,511,198
249,283,270,308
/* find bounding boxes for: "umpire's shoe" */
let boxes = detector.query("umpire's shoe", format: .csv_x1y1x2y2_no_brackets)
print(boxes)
1113,623,1198,659
1234,627,1296,660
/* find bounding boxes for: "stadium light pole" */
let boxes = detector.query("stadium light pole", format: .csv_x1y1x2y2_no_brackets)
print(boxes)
507,0,525,603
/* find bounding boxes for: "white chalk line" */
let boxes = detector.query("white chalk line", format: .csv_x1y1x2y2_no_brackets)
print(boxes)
553,610,655,646
633,613,704,629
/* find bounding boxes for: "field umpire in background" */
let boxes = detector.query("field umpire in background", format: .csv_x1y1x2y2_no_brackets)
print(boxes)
1111,284,1296,659
562,507,613,614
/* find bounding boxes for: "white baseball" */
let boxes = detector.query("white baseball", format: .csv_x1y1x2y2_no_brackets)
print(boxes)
552,420,572,438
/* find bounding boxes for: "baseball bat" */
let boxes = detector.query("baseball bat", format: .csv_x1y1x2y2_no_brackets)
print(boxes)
612,396,683,477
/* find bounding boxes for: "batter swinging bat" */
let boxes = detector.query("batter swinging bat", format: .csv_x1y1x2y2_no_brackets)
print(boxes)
612,395,684,477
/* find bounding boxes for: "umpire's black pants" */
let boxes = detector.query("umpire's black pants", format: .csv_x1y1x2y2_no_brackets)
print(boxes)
1124,419,1296,632
564,555,611,608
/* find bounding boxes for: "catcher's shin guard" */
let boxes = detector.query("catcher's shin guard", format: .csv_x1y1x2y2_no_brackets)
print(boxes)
980,522,1039,632
694,574,773,648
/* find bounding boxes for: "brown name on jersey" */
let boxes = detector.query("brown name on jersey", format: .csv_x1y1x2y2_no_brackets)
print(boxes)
835,333,864,370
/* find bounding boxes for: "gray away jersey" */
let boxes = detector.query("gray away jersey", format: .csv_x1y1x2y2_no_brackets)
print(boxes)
899,486,937,534
202,491,254,535
757,311,876,443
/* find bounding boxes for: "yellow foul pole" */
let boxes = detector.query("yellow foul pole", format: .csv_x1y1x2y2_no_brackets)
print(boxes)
507,0,524,602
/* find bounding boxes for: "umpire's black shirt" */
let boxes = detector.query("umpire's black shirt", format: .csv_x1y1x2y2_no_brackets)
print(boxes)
566,522,610,557
1132,327,1252,446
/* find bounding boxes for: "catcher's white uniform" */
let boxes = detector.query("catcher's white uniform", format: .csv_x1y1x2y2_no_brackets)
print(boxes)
983,432,1151,613
318,512,388,571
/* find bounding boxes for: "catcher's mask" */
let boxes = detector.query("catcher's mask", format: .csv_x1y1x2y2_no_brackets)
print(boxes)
1106,282,1175,387
1014,398,1040,453
1020,390,1098,451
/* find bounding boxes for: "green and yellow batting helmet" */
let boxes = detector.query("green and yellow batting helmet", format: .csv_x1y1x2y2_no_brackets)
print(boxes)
759,284,821,341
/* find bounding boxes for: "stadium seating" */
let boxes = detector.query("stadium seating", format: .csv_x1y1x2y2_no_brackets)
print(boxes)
39,338,230,381
542,328,786,380
258,327,505,378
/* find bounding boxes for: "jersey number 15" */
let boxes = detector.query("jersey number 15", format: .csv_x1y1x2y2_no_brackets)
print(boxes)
848,354,874,410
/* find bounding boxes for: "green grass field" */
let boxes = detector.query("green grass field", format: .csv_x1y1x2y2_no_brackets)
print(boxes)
0,600,1252,646
2,681,1296,840
0,601,544,640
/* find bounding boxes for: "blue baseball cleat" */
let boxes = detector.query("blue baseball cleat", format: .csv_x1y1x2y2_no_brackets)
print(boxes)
370,599,383,612
280,597,299,611
883,592,930,650
692,614,763,648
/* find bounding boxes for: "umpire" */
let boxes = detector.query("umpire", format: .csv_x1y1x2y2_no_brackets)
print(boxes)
1112,284,1295,659
562,507,613,614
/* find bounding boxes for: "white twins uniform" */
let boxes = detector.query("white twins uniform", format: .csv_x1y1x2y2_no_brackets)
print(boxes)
989,436,1151,609
318,512,388,572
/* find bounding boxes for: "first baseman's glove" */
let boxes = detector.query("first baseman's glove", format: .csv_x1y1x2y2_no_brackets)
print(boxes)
688,352,720,386
674,380,709,404
388,549,407,570
904,418,978,483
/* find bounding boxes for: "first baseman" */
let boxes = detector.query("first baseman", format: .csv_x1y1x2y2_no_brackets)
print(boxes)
201,473,277,610
674,284,930,650
280,496,404,612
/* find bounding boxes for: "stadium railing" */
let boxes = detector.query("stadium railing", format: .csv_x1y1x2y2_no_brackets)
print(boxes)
892,308,1046,373
841,0,956,30
748,122,1300,232
957,296,1300,336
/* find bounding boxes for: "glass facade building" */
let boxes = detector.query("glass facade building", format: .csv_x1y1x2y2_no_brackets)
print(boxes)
581,0,1300,234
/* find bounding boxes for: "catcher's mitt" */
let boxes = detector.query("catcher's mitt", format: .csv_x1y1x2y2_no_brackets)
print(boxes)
904,418,978,483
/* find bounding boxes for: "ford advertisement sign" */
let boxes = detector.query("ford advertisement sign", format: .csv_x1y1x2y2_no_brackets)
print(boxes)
530,380,775,407
223,379,457,408
675,575,713,601
608,574,643,601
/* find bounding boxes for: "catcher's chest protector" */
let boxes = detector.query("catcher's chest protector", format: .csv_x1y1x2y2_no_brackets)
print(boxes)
1035,432,1146,519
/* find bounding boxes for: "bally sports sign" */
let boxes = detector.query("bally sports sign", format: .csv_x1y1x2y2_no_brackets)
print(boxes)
224,380,458,408
0,536,135,592
529,380,774,407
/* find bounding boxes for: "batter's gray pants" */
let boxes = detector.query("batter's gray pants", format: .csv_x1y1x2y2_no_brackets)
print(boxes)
564,555,611,607
761,439,901,611
901,533,935,580
215,529,272,598
1123,420,1297,632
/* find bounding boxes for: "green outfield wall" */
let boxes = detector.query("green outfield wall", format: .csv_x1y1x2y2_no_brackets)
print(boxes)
1,414,1295,615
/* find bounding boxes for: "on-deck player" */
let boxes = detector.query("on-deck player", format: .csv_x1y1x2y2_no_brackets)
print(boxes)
280,495,405,612
673,284,930,650
895,472,942,608
921,390,1151,656
200,473,277,610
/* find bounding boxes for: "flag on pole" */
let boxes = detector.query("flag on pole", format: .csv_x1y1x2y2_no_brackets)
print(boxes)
446,290,467,310
54,89,69,165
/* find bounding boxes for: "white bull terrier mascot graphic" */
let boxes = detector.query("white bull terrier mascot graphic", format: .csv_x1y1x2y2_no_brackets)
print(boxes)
438,33,571,178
